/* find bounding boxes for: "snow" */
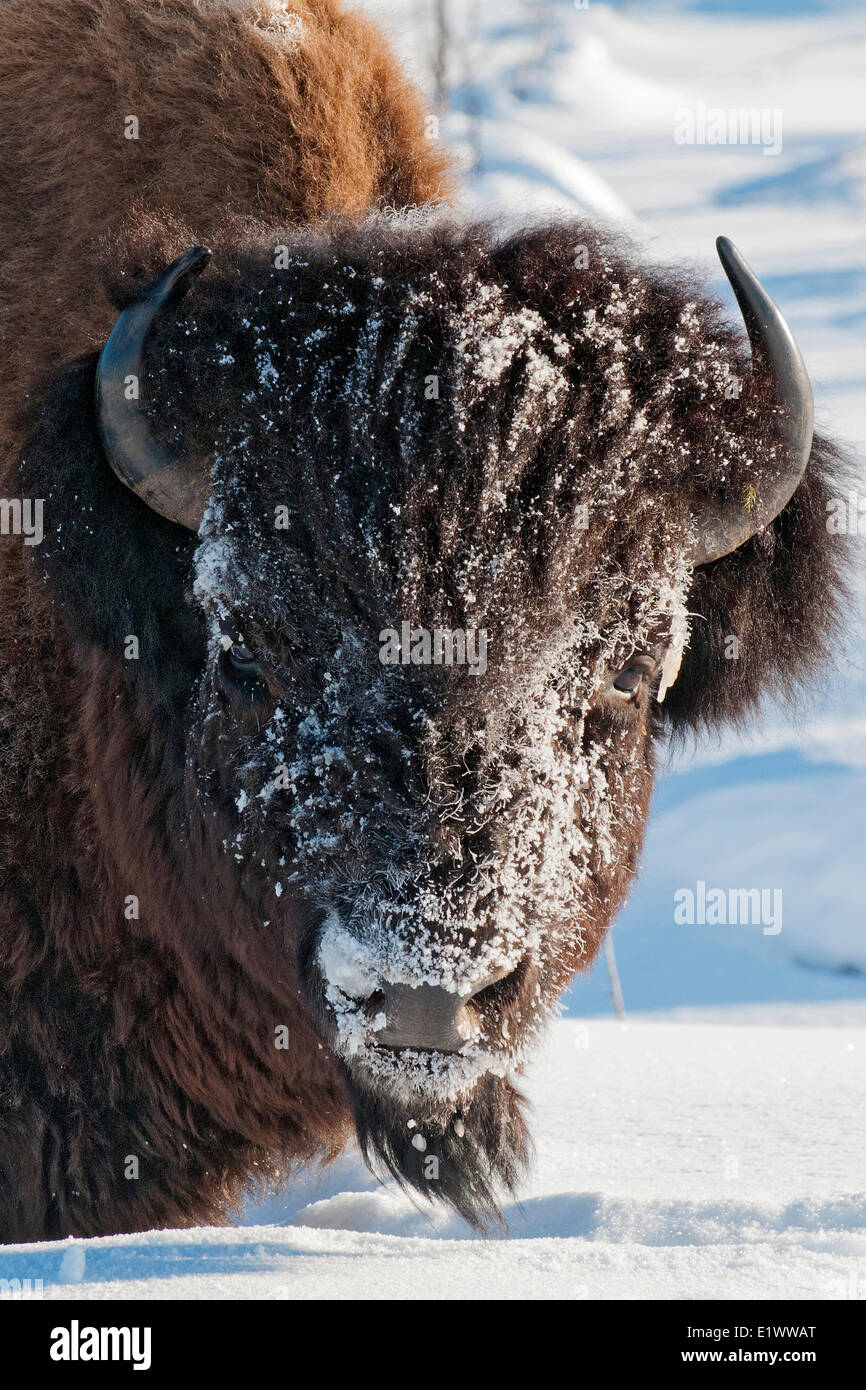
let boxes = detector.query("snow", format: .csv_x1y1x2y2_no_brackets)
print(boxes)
5,1019,864,1299
570,758,866,1015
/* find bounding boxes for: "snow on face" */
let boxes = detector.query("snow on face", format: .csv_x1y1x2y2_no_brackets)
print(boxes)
192,528,691,1102
181,231,724,1102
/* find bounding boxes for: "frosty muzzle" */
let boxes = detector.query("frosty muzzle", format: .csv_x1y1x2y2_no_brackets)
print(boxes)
338,968,517,1055
313,912,524,1056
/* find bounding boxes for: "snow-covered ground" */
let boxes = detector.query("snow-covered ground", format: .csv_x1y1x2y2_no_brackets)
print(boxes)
6,1019,865,1299
2,0,863,1300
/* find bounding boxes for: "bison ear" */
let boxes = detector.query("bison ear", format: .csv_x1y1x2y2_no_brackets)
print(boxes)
662,431,852,732
96,246,212,531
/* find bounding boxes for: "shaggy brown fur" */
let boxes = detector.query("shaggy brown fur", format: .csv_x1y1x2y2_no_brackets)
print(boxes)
0,0,448,445
0,0,448,1241
0,2,852,1241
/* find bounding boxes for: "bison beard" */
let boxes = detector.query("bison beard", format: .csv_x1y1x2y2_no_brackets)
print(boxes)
348,1070,531,1230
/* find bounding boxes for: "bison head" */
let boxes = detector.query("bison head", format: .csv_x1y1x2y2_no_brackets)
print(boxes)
27,221,847,1225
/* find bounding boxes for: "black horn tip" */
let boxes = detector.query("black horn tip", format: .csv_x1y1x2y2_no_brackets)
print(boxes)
715,235,751,290
691,234,815,567
186,245,212,276
154,246,212,309
715,235,739,280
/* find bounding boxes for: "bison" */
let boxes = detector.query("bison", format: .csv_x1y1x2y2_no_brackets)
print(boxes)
0,0,850,1240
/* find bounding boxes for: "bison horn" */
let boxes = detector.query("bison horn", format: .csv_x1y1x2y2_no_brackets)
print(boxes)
96,246,212,531
692,237,814,565
97,239,812,547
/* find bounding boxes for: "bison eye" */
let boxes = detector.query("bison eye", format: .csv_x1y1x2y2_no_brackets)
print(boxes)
221,642,265,685
609,653,657,700
613,663,645,694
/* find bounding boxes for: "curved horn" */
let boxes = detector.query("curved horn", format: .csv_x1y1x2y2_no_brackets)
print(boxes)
692,236,814,565
96,246,212,531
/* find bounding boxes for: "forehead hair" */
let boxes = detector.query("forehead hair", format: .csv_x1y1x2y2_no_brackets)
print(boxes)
150,220,766,681
20,217,850,738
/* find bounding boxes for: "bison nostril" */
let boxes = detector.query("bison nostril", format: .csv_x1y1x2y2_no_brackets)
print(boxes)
468,961,525,1011
372,960,527,1053
375,982,475,1054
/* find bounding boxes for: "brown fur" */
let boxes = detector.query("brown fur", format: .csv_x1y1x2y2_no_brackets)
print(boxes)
0,0,448,446
0,0,449,1241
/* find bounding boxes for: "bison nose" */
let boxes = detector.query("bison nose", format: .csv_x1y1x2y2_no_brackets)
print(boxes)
375,982,476,1053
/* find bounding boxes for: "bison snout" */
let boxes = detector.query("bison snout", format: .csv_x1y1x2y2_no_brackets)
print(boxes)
374,966,515,1053
375,983,473,1052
